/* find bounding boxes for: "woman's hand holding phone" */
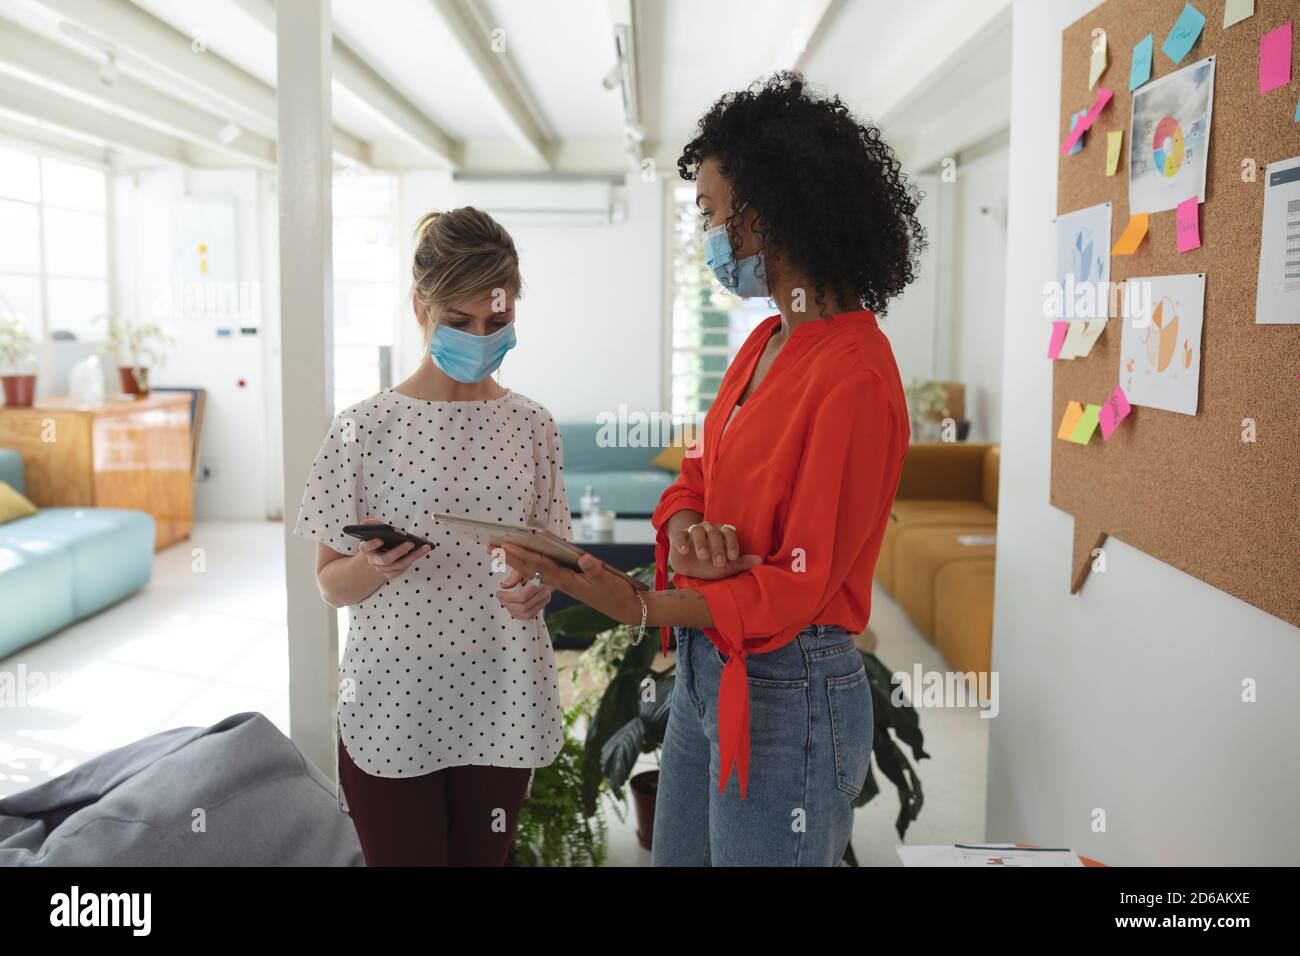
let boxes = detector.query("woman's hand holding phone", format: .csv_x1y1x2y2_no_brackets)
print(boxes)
356,518,432,580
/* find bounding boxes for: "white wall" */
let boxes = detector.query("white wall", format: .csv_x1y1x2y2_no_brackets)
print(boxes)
392,172,664,425
487,177,664,424
395,169,456,383
878,172,941,386
950,138,1008,441
113,166,274,521
987,0,1300,865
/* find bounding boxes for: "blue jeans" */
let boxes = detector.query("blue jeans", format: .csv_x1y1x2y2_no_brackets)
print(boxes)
651,625,874,866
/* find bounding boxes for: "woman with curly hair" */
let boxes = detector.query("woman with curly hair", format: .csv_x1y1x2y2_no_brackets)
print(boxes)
495,72,925,866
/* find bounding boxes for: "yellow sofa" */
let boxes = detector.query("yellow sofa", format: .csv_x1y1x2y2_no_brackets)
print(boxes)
876,442,999,675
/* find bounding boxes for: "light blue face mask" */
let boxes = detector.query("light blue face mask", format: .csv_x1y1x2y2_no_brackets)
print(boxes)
428,321,517,383
702,222,769,298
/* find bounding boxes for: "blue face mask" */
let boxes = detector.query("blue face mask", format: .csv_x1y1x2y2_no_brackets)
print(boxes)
428,321,517,383
703,223,769,298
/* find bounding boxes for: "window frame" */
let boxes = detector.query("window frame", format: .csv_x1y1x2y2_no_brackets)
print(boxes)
663,178,771,419
330,169,402,414
0,137,112,384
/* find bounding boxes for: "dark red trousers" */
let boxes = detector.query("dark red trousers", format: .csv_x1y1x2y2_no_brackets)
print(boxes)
337,736,531,866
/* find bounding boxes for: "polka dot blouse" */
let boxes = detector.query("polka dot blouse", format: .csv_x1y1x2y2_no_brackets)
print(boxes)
293,388,570,783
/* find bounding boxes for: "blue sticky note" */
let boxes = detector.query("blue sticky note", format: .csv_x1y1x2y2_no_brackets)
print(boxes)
1068,109,1087,155
1295,92,1300,123
1162,3,1205,65
1129,33,1154,91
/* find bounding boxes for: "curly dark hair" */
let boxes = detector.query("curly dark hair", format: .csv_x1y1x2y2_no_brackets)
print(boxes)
678,72,926,317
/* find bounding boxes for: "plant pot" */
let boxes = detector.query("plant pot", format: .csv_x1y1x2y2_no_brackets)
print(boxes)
630,769,659,851
119,365,149,397
1,373,36,407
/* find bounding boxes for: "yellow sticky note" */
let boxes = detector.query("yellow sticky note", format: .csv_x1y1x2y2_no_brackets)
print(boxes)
1105,129,1123,176
1057,400,1085,440
1069,404,1102,444
1073,320,1107,358
1224,0,1254,29
1089,29,1108,88
1112,213,1149,255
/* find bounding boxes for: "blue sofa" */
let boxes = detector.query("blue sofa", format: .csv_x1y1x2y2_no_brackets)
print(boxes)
0,449,155,659
558,423,676,518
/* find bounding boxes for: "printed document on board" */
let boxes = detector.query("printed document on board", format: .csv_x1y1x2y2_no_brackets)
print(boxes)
1256,155,1300,324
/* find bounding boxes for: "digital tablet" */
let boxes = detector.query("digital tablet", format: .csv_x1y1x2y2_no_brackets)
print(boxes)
431,512,649,592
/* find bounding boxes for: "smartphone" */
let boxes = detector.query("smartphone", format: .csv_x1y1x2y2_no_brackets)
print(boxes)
343,523,434,552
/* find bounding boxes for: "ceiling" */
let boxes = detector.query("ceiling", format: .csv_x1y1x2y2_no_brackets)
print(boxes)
0,0,1014,177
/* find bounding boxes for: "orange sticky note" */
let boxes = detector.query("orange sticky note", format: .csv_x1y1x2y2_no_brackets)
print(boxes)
1112,213,1149,255
1057,400,1085,440
1176,197,1201,252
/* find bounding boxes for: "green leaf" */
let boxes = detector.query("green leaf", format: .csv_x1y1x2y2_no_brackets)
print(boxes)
545,602,621,639
862,650,929,761
579,631,661,814
600,716,646,791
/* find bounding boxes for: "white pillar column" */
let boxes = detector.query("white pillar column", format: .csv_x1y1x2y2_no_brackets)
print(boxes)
276,0,336,774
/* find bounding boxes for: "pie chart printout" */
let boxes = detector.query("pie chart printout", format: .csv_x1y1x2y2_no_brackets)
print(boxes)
1152,116,1184,178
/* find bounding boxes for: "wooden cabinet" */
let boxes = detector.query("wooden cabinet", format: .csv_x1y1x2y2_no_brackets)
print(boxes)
0,394,194,550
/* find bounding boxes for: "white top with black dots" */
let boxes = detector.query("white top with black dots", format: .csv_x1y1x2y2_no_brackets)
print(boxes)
293,388,570,786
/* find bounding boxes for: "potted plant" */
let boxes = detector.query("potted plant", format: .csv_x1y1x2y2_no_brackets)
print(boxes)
904,378,951,441
545,570,930,863
511,705,609,866
558,617,668,850
100,316,174,397
0,312,37,407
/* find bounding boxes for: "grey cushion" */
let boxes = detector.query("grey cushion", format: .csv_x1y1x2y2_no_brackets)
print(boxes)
0,712,363,866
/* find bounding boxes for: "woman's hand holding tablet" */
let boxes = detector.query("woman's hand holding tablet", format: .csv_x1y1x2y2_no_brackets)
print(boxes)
430,513,649,591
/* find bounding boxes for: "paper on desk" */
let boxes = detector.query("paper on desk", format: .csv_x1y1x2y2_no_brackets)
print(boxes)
898,844,1085,867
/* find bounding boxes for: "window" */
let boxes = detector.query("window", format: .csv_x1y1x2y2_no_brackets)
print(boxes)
668,184,769,417
0,144,110,347
332,172,400,413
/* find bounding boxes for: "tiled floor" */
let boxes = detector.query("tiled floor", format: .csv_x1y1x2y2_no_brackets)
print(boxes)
0,520,988,865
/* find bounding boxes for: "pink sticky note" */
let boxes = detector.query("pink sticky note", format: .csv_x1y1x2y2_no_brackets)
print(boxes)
1099,384,1132,440
1061,87,1114,155
1260,21,1292,93
1176,197,1201,252
1048,321,1069,359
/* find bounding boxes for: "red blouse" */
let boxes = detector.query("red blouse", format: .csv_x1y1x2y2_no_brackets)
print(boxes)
651,310,910,798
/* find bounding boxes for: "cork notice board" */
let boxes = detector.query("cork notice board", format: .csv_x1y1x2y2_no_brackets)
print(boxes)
1054,0,1299,627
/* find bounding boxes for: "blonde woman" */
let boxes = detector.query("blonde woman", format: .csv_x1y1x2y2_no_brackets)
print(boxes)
293,207,569,866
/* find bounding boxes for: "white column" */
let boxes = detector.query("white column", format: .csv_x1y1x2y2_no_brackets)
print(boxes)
276,0,336,774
